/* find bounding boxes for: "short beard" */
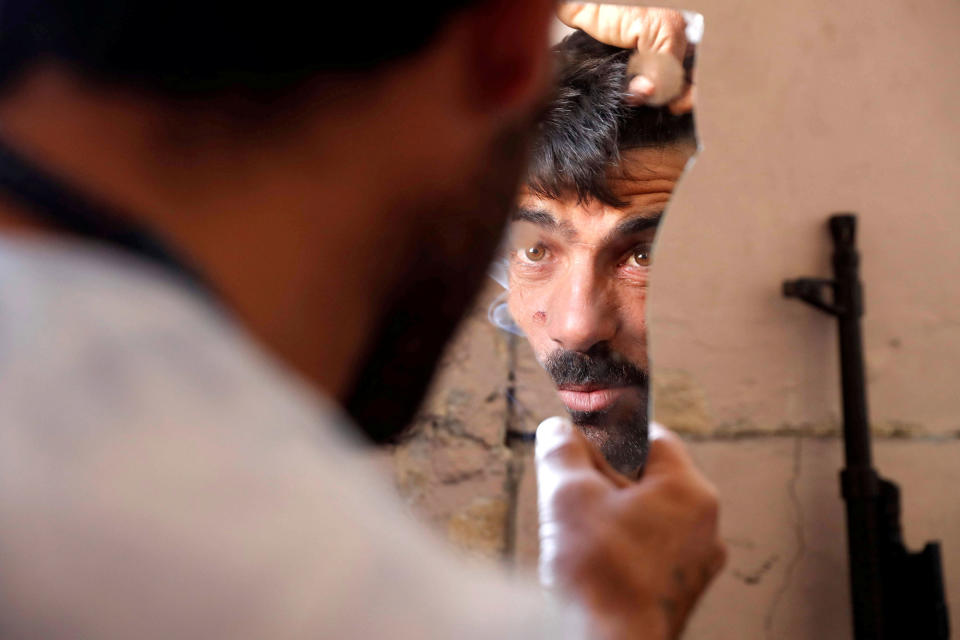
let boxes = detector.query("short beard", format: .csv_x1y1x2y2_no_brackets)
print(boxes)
545,345,650,477
344,118,537,444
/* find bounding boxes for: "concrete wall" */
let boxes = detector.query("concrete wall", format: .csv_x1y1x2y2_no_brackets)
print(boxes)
650,0,960,438
385,1,959,638
646,1,960,634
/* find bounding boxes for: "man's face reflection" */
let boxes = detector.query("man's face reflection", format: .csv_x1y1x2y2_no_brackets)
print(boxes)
506,145,693,477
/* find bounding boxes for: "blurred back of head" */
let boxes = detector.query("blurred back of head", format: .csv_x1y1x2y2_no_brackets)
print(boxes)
0,0,555,446
0,2,479,99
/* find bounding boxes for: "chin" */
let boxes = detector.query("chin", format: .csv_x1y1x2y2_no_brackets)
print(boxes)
567,398,650,478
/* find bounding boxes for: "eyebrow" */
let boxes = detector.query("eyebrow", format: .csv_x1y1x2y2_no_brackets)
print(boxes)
607,212,663,240
511,207,664,243
512,206,576,239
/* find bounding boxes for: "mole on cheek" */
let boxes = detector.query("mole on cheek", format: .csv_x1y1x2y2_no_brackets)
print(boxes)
533,311,547,323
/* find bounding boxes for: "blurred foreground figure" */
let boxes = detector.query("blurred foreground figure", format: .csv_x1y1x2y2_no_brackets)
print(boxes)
0,2,722,639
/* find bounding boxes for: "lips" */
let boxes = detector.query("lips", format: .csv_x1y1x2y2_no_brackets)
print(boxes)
557,385,629,413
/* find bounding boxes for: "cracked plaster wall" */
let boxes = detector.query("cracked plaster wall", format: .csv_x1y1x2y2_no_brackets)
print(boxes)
385,1,958,637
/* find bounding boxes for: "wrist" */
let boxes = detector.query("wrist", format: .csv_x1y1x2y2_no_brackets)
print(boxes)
587,606,671,640
571,585,673,640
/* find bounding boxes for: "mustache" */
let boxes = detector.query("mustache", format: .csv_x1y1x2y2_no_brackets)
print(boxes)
544,345,647,388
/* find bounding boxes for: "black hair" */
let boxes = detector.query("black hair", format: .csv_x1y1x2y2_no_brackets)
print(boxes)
0,2,479,98
527,30,696,208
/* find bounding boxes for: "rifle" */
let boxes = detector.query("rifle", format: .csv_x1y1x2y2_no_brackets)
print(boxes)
783,214,950,640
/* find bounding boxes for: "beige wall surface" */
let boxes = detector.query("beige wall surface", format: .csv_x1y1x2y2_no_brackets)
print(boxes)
386,2,959,639
644,2,960,632
647,0,959,436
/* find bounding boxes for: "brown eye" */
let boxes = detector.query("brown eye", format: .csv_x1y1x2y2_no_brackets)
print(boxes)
628,248,651,267
524,245,547,262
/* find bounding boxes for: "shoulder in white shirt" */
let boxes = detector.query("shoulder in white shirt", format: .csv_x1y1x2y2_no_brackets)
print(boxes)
0,237,584,639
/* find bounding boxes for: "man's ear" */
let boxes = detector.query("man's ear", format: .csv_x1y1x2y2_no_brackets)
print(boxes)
461,0,555,117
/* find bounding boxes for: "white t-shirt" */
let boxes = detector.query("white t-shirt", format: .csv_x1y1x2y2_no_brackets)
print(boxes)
0,237,584,639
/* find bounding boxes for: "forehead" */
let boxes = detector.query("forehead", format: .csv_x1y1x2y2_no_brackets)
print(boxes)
516,145,693,237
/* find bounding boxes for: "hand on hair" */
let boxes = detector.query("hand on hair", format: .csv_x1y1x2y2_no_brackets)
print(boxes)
557,4,695,114
536,417,725,640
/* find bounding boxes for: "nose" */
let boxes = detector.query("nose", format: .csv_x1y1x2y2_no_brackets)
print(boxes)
546,263,618,353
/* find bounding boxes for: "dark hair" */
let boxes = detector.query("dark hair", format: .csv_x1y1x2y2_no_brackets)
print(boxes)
527,30,696,208
0,2,479,98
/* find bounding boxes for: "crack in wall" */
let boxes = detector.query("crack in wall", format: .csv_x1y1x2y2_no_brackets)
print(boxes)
436,468,487,485
678,429,960,442
501,333,523,563
432,418,502,449
732,554,779,586
764,436,806,639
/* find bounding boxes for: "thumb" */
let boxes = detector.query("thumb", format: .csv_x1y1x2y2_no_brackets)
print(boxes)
535,416,593,475
626,50,685,107
535,417,595,589
536,416,629,487
535,417,593,524
536,417,630,506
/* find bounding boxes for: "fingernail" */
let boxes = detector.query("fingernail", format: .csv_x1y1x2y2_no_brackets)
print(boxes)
536,416,573,443
628,75,656,97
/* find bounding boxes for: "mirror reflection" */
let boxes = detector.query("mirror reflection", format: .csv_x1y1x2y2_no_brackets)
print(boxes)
494,15,699,477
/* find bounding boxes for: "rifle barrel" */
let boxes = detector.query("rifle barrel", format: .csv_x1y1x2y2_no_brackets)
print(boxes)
830,215,885,640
